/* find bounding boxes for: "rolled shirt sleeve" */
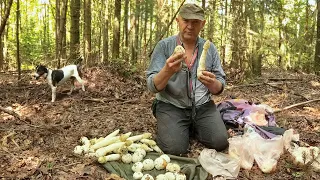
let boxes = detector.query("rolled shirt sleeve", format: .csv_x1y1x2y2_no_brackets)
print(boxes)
146,41,167,93
208,43,226,92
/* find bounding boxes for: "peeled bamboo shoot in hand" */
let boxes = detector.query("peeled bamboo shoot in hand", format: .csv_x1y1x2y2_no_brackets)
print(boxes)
197,40,211,79
173,45,185,63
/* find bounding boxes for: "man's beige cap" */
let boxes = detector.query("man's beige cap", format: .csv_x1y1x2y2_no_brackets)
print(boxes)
179,3,205,21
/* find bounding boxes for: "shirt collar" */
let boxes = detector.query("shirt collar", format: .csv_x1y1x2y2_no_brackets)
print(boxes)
177,34,199,48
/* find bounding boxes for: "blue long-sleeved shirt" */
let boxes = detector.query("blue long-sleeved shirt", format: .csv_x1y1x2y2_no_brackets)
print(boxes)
146,35,226,108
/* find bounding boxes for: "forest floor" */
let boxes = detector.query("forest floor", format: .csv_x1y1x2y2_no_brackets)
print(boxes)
0,66,319,180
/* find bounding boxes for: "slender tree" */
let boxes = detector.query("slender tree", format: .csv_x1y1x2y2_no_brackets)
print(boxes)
201,0,205,37
143,1,148,56
102,0,109,63
132,0,140,64
112,0,121,59
84,0,92,65
0,0,13,37
70,0,81,62
16,0,21,79
230,0,247,72
207,0,216,42
315,0,320,75
0,0,13,71
55,0,60,67
60,0,68,65
248,0,264,76
124,0,129,48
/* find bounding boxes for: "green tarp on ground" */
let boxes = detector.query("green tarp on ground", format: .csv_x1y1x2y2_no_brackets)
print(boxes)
102,152,208,180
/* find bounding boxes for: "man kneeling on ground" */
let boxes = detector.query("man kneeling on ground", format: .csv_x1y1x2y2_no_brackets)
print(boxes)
146,3,229,156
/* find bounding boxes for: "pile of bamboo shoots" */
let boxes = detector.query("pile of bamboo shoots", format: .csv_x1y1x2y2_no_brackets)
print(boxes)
73,129,187,180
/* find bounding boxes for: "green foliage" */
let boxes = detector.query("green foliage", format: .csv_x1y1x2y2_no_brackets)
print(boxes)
0,0,318,75
20,18,44,65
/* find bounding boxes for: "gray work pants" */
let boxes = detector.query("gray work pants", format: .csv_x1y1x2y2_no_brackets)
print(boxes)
153,100,229,156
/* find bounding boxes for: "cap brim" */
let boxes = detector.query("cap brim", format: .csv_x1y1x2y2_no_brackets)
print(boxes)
180,13,204,21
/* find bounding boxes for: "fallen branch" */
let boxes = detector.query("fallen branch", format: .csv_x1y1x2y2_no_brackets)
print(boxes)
82,98,108,103
264,82,309,101
82,97,136,103
226,82,301,89
274,99,320,113
258,77,302,81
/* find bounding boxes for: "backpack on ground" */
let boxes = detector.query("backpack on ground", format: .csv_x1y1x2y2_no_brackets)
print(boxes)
216,99,284,138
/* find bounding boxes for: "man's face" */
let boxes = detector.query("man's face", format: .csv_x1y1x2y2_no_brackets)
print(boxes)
176,16,205,43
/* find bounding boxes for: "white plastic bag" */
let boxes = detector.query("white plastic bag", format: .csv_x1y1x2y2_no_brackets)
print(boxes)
198,148,240,179
228,136,254,170
251,134,283,173
228,125,290,173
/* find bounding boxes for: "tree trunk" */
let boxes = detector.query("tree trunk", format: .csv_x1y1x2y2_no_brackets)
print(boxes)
201,0,205,37
0,0,13,37
148,1,154,52
60,0,68,67
102,0,109,63
0,0,13,70
143,1,148,56
42,2,49,58
55,0,61,67
84,0,92,65
132,0,140,64
124,0,129,48
220,0,228,66
70,0,81,63
278,2,284,68
248,0,264,76
0,1,4,71
16,0,21,80
156,0,164,41
112,0,121,59
207,0,216,42
314,1,320,75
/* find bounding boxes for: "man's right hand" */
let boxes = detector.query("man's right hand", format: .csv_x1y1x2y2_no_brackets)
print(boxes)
164,52,186,74
153,52,186,92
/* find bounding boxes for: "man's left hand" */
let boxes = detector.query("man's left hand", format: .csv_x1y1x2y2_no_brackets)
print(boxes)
198,71,223,94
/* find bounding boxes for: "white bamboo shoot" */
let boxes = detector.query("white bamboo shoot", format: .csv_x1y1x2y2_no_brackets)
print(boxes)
90,136,120,150
197,40,211,78
127,133,152,142
98,154,121,163
140,139,156,146
151,145,163,153
95,142,126,157
105,129,120,138
119,132,132,141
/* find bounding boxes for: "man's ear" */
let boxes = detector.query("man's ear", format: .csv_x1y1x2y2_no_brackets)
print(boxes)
201,20,206,29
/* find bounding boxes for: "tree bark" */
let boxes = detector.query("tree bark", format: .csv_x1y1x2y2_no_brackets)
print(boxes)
314,1,320,75
59,0,68,67
70,0,81,62
84,0,92,65
55,0,61,68
102,0,109,63
112,0,121,59
248,0,264,76
16,0,21,80
0,0,13,37
201,0,206,37
124,0,129,48
132,0,140,64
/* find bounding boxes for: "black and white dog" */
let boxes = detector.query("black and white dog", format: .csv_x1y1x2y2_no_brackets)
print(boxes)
34,64,85,102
